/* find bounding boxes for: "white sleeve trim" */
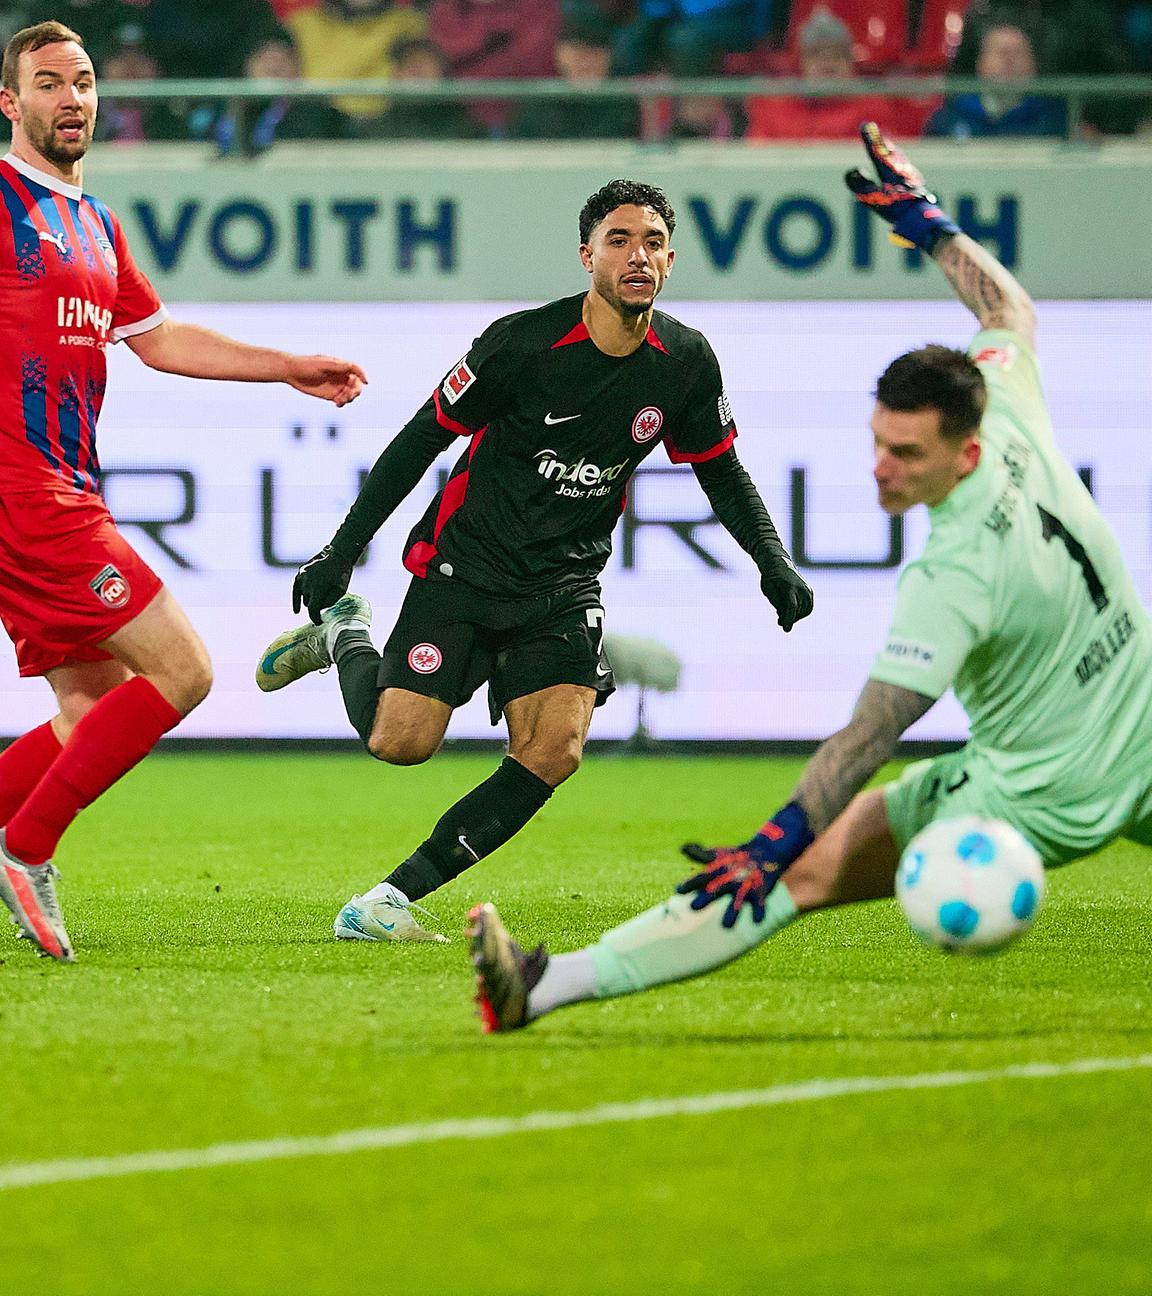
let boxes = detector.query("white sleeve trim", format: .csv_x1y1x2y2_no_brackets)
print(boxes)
111,304,169,344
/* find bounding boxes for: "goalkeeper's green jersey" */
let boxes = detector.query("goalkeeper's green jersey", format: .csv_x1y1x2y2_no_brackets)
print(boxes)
870,329,1152,793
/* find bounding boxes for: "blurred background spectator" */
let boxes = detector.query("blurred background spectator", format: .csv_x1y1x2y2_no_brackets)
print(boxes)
365,35,488,138
612,0,771,76
924,14,1066,137
772,0,905,73
669,92,742,137
511,26,640,139
426,0,561,135
94,26,188,143
745,9,904,139
21,0,154,72
560,0,635,46
1042,1,1147,135
209,36,351,154
282,0,426,132
1,0,1149,144
143,0,287,78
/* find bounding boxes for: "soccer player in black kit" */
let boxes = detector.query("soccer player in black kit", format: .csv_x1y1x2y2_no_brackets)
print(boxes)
257,179,813,942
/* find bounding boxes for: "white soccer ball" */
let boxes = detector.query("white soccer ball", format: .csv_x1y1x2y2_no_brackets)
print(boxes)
895,816,1046,954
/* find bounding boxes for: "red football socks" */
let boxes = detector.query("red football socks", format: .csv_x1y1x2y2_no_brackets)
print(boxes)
0,720,62,827
5,676,181,865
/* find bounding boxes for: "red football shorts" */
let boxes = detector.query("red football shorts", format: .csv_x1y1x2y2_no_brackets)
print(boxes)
0,487,163,677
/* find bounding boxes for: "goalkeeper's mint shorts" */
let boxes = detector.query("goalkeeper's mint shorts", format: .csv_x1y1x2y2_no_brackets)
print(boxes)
883,746,1152,868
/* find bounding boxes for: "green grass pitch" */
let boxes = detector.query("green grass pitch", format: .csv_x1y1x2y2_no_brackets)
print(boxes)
3,752,1150,1295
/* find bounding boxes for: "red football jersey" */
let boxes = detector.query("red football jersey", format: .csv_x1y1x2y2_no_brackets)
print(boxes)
0,153,167,495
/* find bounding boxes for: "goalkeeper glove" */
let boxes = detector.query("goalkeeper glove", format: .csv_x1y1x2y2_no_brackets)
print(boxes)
845,121,960,254
677,801,815,929
292,544,356,624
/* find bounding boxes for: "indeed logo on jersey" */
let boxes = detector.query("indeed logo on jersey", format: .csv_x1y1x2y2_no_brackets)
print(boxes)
535,448,629,499
57,296,112,339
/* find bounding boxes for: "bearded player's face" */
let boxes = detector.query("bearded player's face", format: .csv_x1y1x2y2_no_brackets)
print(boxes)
581,205,675,317
6,42,97,168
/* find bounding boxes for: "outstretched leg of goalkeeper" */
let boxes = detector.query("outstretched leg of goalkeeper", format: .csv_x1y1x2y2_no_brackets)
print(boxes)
472,791,901,1030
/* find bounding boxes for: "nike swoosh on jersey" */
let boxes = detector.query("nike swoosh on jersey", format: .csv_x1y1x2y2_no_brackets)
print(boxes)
544,412,582,425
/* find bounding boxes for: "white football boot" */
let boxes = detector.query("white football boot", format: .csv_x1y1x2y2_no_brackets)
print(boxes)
334,886,449,944
0,830,74,962
255,594,372,692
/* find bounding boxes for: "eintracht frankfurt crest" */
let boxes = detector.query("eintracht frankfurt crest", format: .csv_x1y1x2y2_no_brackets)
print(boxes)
408,642,443,674
631,406,663,444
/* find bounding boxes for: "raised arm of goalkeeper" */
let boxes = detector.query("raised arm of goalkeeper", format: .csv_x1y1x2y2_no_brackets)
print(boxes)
847,121,1036,346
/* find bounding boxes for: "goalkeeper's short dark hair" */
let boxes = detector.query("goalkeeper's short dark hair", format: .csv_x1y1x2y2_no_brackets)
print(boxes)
579,180,676,244
875,344,987,440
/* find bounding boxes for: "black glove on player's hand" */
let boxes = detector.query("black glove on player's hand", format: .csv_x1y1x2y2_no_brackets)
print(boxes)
760,561,814,633
292,545,355,624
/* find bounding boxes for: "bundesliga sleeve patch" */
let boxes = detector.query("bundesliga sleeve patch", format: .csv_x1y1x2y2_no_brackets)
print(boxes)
441,358,476,406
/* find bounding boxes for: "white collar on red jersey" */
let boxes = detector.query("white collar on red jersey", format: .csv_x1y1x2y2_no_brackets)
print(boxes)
3,152,83,201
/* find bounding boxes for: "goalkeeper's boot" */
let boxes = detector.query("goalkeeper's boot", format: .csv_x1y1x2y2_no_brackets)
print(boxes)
334,888,449,944
255,594,372,692
466,902,548,1033
0,830,73,963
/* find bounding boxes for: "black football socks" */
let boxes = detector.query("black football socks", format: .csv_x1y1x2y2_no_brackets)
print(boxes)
385,756,554,900
332,629,381,744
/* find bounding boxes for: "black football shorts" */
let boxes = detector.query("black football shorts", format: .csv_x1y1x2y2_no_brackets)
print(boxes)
377,573,615,724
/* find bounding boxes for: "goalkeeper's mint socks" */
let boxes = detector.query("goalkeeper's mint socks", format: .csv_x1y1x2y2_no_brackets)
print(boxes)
588,885,798,999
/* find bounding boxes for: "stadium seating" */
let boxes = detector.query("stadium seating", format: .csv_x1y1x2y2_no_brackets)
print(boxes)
784,0,908,72
905,0,972,71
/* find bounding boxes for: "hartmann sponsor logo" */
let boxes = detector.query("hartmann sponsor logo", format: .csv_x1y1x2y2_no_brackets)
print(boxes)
57,297,112,338
534,448,629,499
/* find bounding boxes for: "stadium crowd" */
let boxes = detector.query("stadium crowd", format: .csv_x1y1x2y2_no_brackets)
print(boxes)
0,0,1147,146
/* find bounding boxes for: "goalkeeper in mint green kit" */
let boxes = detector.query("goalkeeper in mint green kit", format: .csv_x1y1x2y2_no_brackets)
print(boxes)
467,123,1152,1032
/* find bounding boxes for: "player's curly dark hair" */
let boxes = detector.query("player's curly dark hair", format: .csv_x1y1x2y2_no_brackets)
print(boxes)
579,180,676,245
875,344,987,440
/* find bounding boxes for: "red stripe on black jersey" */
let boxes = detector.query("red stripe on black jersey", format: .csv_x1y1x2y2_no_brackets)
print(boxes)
645,325,668,353
433,385,481,436
550,320,590,350
550,319,669,353
664,426,737,464
404,426,488,577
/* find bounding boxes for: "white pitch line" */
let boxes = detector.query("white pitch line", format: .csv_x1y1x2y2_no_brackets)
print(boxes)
2,1053,1149,1193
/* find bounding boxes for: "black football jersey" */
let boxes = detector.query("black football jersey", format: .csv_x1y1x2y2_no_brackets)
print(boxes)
401,293,736,597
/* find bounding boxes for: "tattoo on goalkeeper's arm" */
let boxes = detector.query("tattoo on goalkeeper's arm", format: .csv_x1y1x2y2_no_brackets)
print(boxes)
794,680,935,834
933,234,1036,346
